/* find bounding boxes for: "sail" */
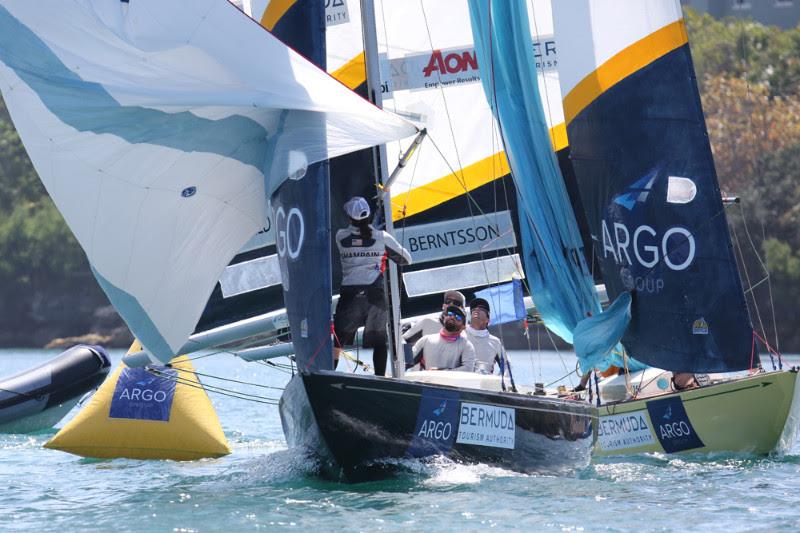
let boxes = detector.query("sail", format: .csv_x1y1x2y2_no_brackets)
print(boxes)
553,0,753,372
314,1,567,319
0,0,415,363
267,0,333,373
468,0,601,344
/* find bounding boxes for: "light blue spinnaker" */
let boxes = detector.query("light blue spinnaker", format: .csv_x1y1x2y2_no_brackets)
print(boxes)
467,0,641,372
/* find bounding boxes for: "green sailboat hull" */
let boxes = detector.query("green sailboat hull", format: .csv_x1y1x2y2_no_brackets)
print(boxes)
594,370,800,456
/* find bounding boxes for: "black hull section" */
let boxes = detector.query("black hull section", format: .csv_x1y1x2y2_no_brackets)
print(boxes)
279,372,595,481
0,345,111,433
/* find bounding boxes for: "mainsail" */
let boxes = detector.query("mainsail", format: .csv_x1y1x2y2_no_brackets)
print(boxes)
0,0,415,363
316,1,570,321
553,0,754,372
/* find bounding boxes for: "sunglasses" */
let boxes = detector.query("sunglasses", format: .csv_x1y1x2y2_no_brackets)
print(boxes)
444,299,462,306
446,311,465,321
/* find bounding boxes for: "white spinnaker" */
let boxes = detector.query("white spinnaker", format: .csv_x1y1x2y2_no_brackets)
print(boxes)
0,0,416,362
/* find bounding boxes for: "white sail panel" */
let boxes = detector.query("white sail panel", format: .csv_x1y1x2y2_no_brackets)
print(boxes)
0,0,416,362
553,0,683,98
374,0,565,220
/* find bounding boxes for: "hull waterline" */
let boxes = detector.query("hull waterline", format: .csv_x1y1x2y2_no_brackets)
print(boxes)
279,371,595,482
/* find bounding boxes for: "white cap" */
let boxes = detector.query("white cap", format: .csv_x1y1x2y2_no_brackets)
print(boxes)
344,196,371,221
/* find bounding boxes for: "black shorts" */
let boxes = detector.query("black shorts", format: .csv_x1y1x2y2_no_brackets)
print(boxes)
333,285,387,348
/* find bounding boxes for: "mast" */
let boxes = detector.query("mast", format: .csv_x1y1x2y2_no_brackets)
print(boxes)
360,0,404,378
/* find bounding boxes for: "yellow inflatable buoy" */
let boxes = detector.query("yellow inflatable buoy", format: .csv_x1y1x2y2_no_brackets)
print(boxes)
45,341,230,460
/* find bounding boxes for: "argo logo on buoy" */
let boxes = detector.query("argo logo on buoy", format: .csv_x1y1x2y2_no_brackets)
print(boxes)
109,367,177,422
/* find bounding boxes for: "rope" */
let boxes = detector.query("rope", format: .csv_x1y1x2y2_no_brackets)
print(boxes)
172,368,285,392
147,367,280,406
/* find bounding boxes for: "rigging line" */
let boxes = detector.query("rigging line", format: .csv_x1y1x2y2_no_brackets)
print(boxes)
743,275,771,294
545,367,578,388
257,360,293,374
0,386,37,400
170,368,285,391
526,0,559,143
760,219,780,352
148,368,280,405
419,1,469,190
542,324,575,387
377,0,405,161
737,200,780,350
153,371,280,405
731,221,771,347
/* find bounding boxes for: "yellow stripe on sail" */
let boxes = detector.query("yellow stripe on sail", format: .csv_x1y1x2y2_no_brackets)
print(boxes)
260,0,298,31
391,122,567,221
332,52,367,90
550,122,568,152
563,20,688,126
391,151,510,221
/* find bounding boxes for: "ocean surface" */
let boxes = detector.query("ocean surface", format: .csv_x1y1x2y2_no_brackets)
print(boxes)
2,348,800,532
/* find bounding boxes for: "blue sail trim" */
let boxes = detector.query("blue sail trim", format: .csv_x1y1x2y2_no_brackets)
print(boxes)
468,0,610,370
0,6,269,171
567,44,753,373
573,292,646,372
270,0,333,373
91,266,173,361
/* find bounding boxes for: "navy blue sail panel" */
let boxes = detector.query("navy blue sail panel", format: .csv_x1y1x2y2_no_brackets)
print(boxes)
467,0,601,345
565,43,753,373
270,0,333,373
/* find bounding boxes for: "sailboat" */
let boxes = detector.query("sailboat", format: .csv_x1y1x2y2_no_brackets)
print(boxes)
258,0,600,481
549,0,800,456
0,0,596,480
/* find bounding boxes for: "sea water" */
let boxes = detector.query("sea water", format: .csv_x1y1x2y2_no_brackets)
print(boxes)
2,348,800,532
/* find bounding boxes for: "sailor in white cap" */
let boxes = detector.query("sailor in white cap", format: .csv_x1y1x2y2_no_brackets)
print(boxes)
334,196,412,376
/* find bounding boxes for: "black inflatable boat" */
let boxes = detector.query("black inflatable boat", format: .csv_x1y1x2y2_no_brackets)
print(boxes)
0,345,111,433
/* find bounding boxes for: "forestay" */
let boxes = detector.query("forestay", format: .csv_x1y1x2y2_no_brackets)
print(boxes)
0,0,415,363
553,0,753,372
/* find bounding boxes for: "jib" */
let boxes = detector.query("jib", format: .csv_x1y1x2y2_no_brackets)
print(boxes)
423,49,478,77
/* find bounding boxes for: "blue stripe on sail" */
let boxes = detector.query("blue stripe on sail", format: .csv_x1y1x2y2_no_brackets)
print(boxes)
0,6,268,171
91,266,175,362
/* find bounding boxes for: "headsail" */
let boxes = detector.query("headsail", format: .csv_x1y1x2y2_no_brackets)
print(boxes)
553,0,753,372
0,0,415,363
468,0,601,345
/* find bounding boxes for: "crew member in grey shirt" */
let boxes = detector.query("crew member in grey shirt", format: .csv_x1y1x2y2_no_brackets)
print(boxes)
464,298,507,374
411,305,475,371
402,290,466,343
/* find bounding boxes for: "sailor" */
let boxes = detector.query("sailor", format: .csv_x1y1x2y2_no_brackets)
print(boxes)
402,290,466,343
333,196,412,376
464,298,507,374
411,305,476,371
